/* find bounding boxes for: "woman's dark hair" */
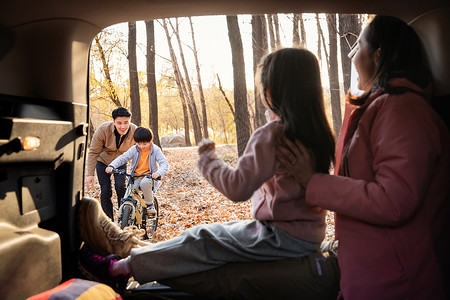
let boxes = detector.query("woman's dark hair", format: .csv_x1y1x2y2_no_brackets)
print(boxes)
112,107,131,119
257,48,335,173
351,15,430,105
134,127,153,143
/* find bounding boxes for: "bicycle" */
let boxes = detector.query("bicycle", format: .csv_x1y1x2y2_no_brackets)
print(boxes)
111,168,160,239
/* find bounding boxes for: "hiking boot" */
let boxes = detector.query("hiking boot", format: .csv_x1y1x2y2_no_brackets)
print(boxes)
78,197,141,258
78,245,128,293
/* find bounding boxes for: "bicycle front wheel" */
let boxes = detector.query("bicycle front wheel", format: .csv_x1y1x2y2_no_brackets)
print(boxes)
120,204,133,230
144,197,159,238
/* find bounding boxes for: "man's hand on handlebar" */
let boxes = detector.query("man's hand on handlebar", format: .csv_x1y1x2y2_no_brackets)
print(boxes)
105,167,125,174
152,173,161,180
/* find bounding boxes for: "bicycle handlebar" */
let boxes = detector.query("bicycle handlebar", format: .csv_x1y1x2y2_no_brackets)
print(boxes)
111,168,161,180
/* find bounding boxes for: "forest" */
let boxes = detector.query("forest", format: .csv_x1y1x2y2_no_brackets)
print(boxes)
89,13,368,155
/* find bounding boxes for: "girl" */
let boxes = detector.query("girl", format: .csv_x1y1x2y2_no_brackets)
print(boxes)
78,48,335,291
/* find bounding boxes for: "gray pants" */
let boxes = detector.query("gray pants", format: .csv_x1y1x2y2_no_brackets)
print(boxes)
129,220,320,283
134,177,153,205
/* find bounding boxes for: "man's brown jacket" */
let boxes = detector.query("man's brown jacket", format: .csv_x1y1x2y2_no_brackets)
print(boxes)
86,121,137,176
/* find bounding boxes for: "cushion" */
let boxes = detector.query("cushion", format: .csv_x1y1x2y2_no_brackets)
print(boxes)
27,278,121,300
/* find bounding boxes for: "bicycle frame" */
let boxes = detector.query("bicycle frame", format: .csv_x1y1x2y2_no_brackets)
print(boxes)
117,178,145,226
112,168,160,238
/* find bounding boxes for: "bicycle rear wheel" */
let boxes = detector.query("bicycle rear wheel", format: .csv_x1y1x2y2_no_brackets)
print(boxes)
143,197,159,238
120,204,133,230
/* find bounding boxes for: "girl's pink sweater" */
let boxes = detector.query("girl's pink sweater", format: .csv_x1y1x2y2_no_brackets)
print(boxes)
197,121,326,243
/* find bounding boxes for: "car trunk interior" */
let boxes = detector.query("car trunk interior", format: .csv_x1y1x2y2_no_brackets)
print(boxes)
0,1,449,298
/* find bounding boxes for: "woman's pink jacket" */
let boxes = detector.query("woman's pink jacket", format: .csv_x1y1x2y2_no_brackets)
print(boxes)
307,78,450,299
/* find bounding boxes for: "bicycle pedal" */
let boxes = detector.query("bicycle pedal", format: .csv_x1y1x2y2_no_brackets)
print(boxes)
146,208,157,215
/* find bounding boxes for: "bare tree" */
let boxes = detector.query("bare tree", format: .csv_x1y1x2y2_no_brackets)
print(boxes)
189,17,209,139
292,14,300,46
273,14,281,48
315,14,323,63
94,36,122,107
299,14,307,48
292,14,308,49
145,20,160,147
89,120,95,143
162,19,191,146
128,21,141,125
327,14,342,136
217,74,235,117
170,18,202,144
267,14,276,51
339,14,362,92
252,15,268,129
247,96,255,132
226,15,250,156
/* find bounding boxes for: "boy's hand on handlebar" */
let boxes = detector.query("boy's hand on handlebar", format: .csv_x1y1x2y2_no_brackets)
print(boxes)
198,138,215,154
105,166,113,173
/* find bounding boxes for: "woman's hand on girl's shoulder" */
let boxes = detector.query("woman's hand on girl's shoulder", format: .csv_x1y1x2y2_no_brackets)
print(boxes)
277,137,316,188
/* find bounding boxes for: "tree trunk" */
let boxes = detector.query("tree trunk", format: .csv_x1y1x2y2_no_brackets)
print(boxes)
315,14,323,63
128,21,141,125
299,14,307,48
273,14,281,48
292,14,300,47
189,17,209,139
145,20,161,147
226,15,250,157
339,14,361,92
316,14,329,66
327,14,342,136
162,19,191,146
217,74,235,117
252,15,268,129
170,19,202,144
89,116,95,144
267,14,276,51
94,36,122,107
247,100,255,132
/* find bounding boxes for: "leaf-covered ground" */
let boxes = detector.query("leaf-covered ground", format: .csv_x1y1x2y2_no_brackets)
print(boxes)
85,145,335,243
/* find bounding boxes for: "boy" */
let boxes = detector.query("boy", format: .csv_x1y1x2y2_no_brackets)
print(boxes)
106,127,169,212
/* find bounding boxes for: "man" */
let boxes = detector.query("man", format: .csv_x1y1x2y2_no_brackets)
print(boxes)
86,107,137,220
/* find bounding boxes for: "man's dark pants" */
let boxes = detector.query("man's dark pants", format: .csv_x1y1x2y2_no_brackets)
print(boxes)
96,161,126,220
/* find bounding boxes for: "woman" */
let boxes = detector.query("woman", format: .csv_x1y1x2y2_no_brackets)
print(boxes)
278,16,450,299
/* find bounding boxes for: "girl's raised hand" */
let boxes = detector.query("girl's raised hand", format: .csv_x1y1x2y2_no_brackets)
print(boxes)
198,138,216,154
277,137,316,188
